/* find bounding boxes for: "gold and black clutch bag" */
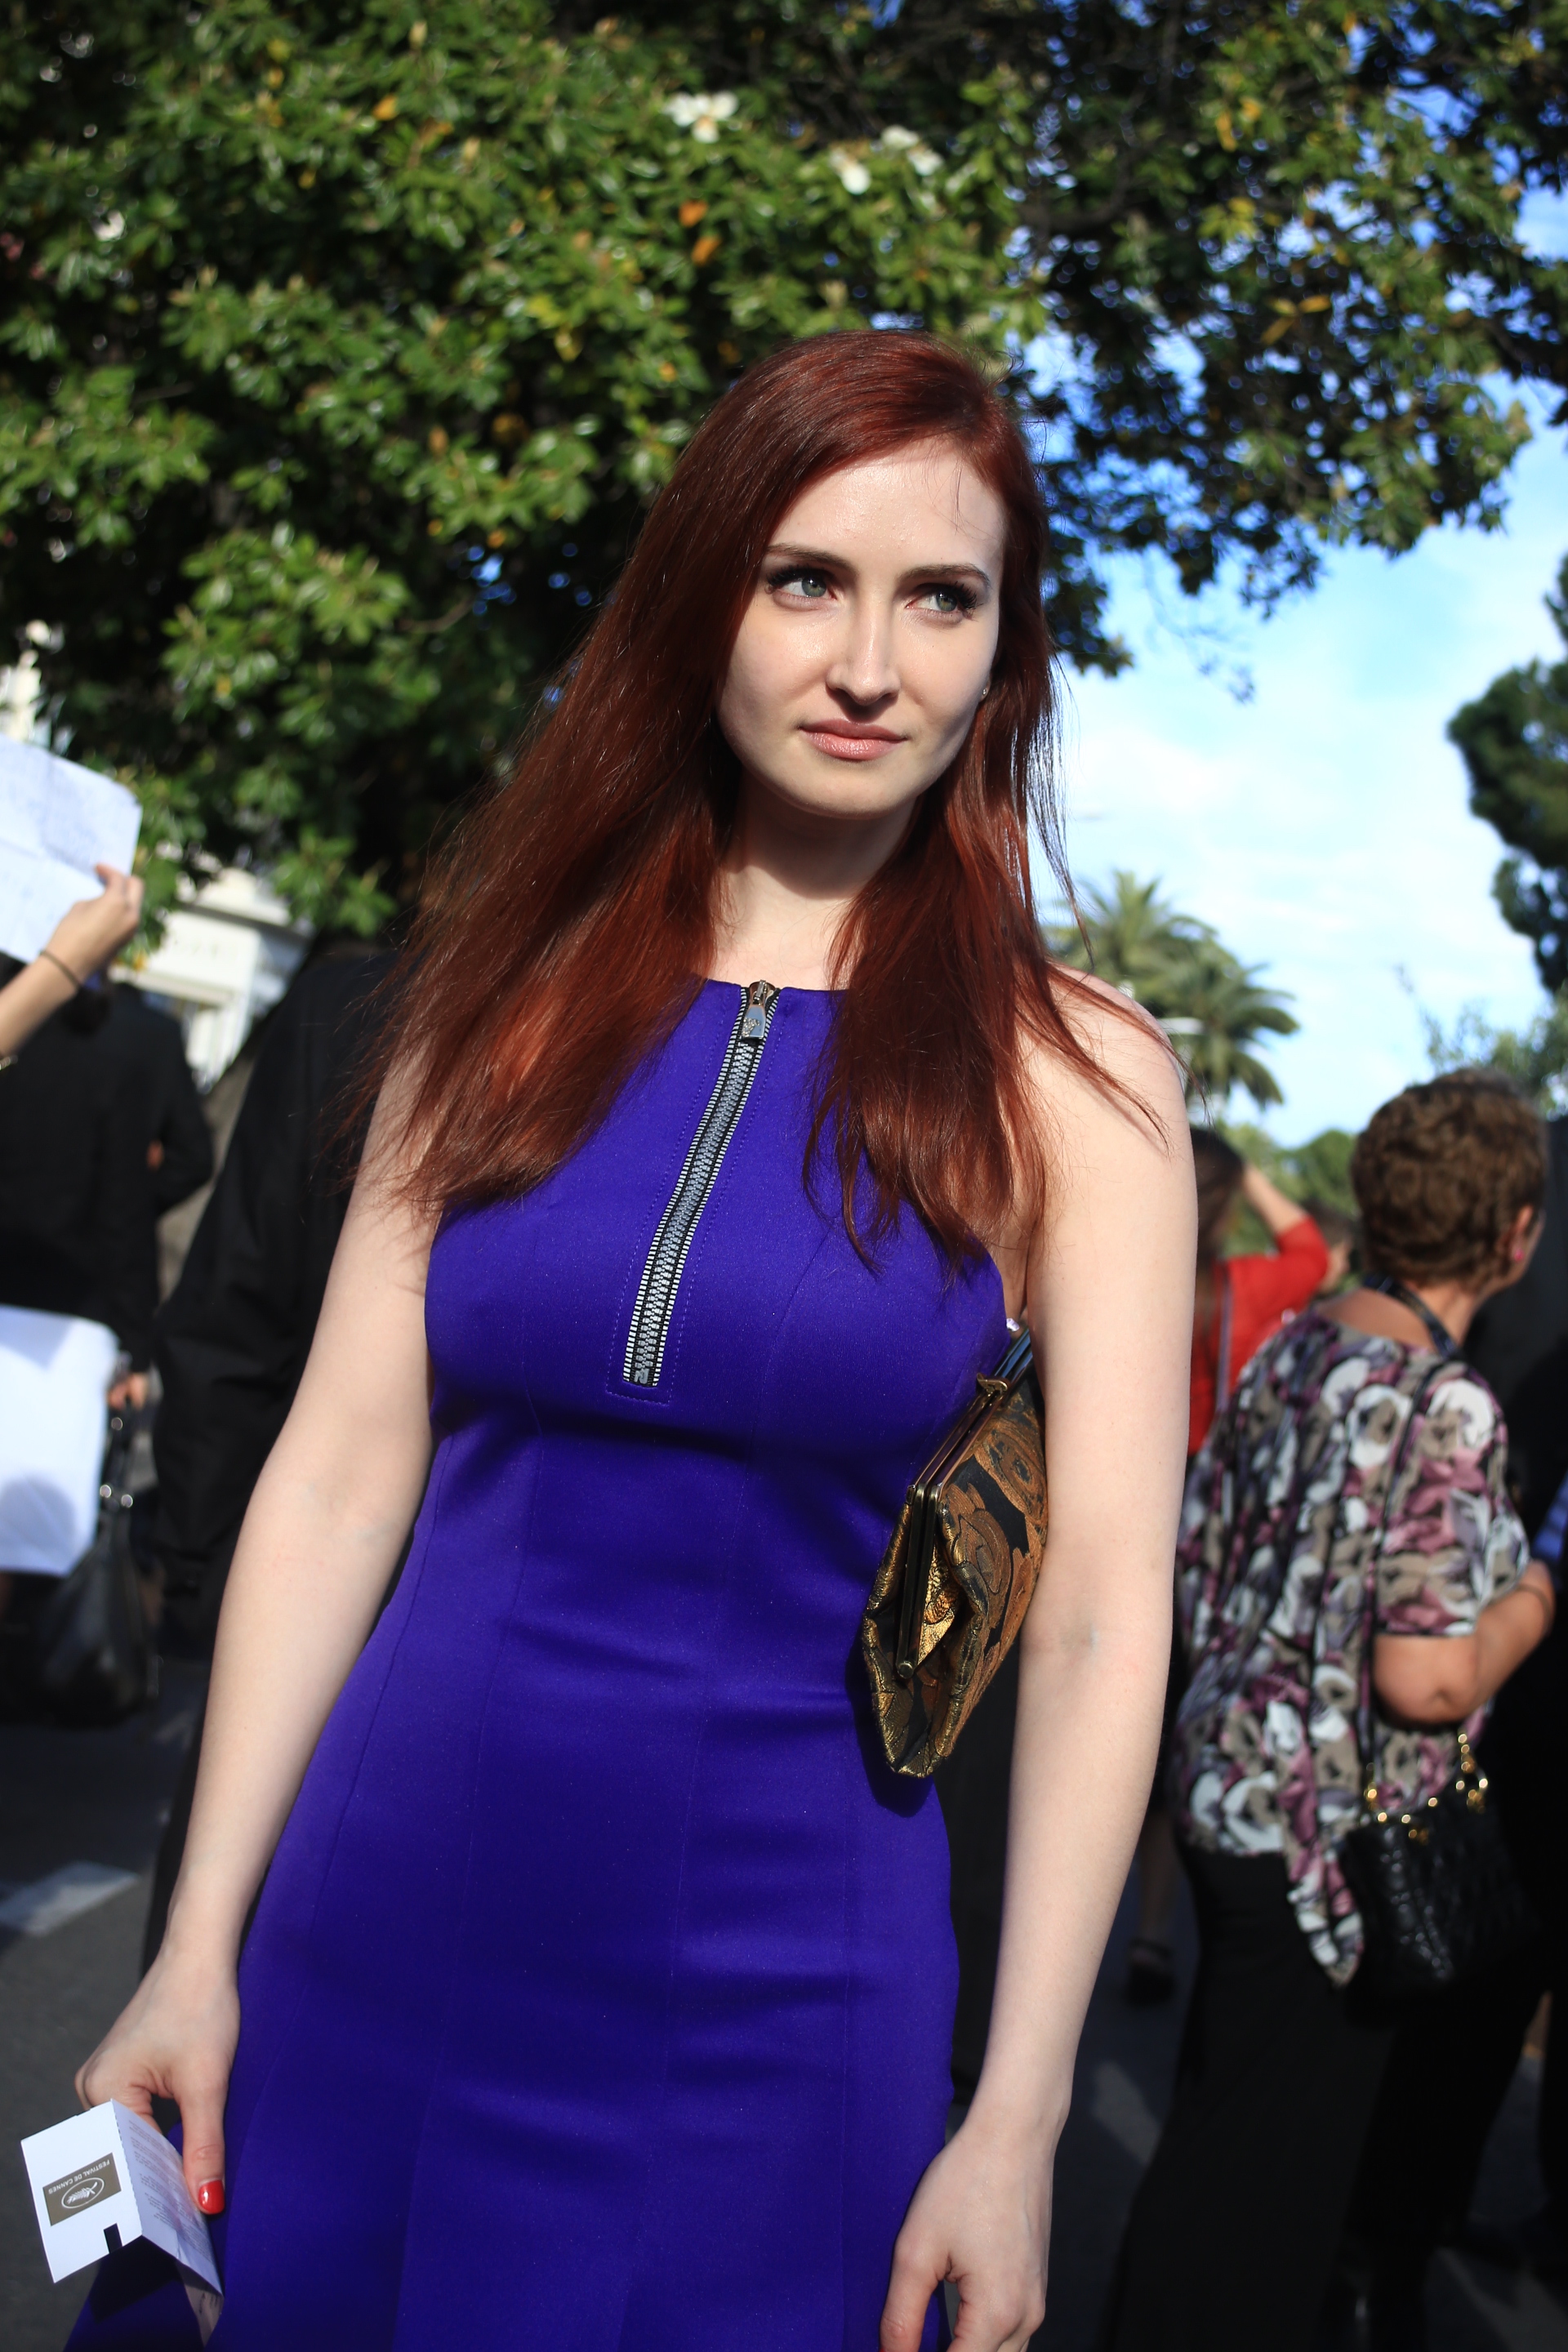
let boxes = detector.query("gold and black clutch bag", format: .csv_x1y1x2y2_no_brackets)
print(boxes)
859,1328,1048,1779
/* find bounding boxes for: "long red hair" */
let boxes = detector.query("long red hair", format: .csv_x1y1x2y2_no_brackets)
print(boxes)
381,330,1123,1261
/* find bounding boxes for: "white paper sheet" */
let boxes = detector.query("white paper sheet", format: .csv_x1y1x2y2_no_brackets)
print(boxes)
0,1307,116,1574
20,2098,221,2298
0,739,140,964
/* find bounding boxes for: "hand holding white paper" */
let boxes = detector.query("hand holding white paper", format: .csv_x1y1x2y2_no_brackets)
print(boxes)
20,2099,221,2296
0,739,140,964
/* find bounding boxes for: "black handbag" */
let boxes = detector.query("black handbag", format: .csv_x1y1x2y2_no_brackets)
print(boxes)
1339,1343,1538,2002
1340,1726,1537,2002
33,1409,159,1728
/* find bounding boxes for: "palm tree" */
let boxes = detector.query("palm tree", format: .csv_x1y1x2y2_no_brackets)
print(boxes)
1172,936,1298,1111
1046,871,1298,1113
1049,871,1210,1009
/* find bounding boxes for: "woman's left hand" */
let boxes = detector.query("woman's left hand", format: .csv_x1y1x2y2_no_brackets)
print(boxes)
880,2111,1051,2351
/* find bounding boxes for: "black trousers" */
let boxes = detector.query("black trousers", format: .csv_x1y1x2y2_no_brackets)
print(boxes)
1347,1649,1568,2253
1098,1845,1394,2352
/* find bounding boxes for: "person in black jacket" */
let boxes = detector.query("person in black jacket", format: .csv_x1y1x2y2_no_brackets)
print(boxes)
154,948,391,1650
0,965,158,1379
0,967,160,1650
141,947,390,1967
106,984,215,1218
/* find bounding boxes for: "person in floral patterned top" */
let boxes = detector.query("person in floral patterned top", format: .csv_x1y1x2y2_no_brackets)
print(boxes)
1100,1072,1557,2352
1173,1312,1526,1984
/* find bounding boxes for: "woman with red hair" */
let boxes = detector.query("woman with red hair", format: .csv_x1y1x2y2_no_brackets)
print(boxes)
72,334,1192,2352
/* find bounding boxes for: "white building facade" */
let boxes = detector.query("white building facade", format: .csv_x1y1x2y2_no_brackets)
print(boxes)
121,867,311,1089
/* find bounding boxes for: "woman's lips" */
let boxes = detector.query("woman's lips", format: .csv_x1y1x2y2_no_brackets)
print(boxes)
800,724,903,763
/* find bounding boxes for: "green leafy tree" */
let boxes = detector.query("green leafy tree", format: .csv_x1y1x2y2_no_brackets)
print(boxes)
1216,1116,1359,1250
1450,557,1568,992
1419,992,1568,1112
0,0,1041,925
1172,934,1300,1112
1050,870,1213,1000
1281,1125,1358,1218
669,0,1567,615
1049,868,1298,1111
4,0,1568,927
1229,1125,1358,1212
1214,1119,1357,1254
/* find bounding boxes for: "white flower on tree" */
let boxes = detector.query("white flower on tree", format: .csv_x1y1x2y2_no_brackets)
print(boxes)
662,91,737,144
878,126,942,176
827,146,871,195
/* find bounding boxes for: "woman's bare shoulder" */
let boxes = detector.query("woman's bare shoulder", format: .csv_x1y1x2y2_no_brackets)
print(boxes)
1024,968,1188,1147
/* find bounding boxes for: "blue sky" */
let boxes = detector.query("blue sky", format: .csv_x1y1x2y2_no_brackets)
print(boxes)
1051,418,1568,1143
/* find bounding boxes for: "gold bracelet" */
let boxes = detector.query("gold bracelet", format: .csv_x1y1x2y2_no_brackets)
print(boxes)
38,944,83,991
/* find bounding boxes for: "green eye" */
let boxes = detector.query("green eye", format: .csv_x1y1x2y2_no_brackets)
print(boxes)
763,564,833,600
915,581,979,616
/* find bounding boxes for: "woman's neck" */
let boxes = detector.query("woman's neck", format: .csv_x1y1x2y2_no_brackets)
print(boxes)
708,858,853,990
708,773,914,989
1325,1277,1482,1352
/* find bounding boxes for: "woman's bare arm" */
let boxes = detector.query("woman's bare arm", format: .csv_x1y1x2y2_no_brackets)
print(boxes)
1374,1562,1556,1724
1240,1160,1309,1242
881,991,1194,2352
0,867,144,1058
76,1099,437,2203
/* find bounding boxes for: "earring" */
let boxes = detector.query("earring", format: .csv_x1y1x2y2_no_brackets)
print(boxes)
978,679,992,703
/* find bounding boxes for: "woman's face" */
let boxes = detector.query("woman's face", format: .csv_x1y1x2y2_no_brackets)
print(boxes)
716,440,1005,837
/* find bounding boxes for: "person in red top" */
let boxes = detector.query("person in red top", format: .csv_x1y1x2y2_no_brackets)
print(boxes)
1125,1131,1330,2004
1188,1132,1331,1455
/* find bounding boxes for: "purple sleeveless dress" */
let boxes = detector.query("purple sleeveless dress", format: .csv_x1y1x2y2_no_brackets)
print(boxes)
69,982,1003,2350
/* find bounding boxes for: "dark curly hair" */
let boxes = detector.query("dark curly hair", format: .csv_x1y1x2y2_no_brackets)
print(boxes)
1351,1071,1547,1289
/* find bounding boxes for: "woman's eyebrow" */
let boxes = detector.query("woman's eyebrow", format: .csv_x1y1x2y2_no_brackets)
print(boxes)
762,541,994,592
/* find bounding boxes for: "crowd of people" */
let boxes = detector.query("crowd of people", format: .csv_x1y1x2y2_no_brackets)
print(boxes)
0,332,1561,2352
1111,1075,1558,2352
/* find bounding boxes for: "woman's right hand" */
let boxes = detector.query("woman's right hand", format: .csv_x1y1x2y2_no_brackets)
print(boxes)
74,1945,239,2215
47,864,145,982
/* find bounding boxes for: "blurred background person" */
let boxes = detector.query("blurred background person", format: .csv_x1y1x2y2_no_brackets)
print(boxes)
0,866,142,1062
1187,1131,1330,1454
141,940,390,1966
1340,1098,1568,2343
104,980,214,1286
1100,1071,1553,2352
1306,1196,1358,1296
1123,1133,1329,2006
0,876,155,1664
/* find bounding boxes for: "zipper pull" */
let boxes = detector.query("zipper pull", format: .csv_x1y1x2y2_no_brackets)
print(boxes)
741,980,780,1041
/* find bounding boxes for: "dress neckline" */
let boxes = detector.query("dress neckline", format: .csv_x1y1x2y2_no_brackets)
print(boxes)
698,976,844,999
693,978,1011,1325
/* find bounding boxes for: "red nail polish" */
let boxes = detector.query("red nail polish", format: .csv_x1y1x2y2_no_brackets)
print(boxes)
196,2179,225,2216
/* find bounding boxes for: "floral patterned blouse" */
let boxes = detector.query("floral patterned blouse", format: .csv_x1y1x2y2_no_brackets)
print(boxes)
1171,1307,1527,1984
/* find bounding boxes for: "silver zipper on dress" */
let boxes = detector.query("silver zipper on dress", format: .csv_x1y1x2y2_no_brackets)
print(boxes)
623,980,780,1388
